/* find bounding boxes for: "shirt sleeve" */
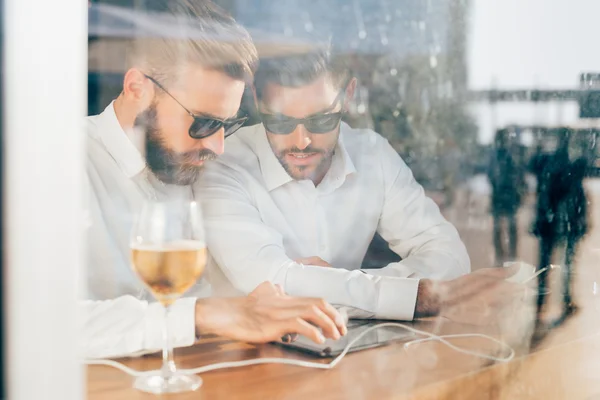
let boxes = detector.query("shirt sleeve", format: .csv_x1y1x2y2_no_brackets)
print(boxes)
370,138,471,280
199,163,420,321
80,296,197,359
82,169,197,359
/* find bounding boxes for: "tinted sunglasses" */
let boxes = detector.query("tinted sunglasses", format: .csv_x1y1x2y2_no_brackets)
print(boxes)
259,84,348,135
145,75,247,139
260,112,344,135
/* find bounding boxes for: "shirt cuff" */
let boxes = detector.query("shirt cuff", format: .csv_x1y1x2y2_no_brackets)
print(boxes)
376,277,420,321
144,297,198,351
362,263,415,278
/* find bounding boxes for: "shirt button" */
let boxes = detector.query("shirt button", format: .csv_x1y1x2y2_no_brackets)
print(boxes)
320,244,327,251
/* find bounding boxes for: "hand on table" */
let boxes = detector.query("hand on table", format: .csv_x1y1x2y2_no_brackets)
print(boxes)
195,282,347,344
416,266,535,325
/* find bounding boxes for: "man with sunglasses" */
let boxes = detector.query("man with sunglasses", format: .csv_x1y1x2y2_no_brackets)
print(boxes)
82,1,346,359
200,50,476,320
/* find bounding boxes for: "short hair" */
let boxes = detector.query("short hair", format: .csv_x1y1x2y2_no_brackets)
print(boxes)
254,48,350,100
126,0,258,87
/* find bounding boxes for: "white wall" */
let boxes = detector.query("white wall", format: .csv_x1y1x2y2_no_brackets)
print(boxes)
4,0,87,399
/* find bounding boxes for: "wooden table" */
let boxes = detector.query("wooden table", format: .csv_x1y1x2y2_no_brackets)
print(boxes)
83,309,507,398
87,313,600,399
87,267,600,400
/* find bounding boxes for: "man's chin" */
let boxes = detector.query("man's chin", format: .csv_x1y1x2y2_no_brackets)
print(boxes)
285,165,316,181
151,165,202,186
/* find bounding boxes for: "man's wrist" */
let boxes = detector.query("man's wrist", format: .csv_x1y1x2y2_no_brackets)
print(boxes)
414,279,444,318
194,298,215,338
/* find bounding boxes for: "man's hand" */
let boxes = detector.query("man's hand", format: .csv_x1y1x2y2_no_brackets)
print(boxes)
415,266,533,323
194,282,347,344
295,256,331,267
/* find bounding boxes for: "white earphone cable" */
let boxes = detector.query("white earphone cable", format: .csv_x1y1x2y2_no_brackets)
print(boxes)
85,322,515,377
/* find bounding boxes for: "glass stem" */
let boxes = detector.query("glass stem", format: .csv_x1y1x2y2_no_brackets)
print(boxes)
161,305,177,379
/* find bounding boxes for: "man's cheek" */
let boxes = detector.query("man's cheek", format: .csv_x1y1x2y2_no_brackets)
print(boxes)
273,143,289,156
165,132,197,153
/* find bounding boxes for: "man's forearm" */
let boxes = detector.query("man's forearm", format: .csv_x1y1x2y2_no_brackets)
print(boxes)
414,279,443,318
81,296,197,359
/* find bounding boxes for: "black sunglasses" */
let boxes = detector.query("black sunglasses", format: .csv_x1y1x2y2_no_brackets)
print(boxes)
144,75,247,139
259,85,348,135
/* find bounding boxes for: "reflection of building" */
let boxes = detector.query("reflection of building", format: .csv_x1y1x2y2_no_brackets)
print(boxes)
216,0,475,189
217,0,450,58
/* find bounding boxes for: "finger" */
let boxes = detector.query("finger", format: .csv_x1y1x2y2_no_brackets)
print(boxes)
281,318,326,344
314,299,348,336
280,333,299,343
289,298,347,336
266,297,346,337
300,305,341,340
265,301,343,339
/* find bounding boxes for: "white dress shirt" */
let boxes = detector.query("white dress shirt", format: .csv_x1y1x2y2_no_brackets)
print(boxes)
199,123,470,321
82,102,209,359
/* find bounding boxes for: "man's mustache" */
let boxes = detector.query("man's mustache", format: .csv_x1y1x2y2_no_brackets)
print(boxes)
177,149,218,164
284,146,325,154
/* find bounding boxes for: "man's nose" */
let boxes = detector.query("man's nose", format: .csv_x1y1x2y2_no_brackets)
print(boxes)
199,127,225,156
290,124,311,150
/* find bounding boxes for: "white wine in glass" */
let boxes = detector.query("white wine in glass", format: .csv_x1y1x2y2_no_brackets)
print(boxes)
131,242,206,306
130,200,206,394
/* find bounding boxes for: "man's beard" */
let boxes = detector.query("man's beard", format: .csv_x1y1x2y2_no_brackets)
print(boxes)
134,105,217,186
268,125,339,182
274,144,335,182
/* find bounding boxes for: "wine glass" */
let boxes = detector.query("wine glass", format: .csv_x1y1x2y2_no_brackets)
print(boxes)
130,199,206,394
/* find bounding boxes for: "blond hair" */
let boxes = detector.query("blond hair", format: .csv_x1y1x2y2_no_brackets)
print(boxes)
126,0,257,87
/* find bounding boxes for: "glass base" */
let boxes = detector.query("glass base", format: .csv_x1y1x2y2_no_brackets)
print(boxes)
133,372,202,394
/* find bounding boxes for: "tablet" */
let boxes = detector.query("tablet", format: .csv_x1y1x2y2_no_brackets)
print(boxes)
277,320,416,357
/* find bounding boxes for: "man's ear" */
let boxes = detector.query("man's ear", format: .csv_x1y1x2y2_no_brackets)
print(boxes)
343,77,357,111
122,68,154,111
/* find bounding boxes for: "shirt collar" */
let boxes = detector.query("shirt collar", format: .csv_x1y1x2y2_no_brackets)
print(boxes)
253,123,356,192
252,124,294,191
319,128,356,191
96,101,146,178
327,131,356,180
